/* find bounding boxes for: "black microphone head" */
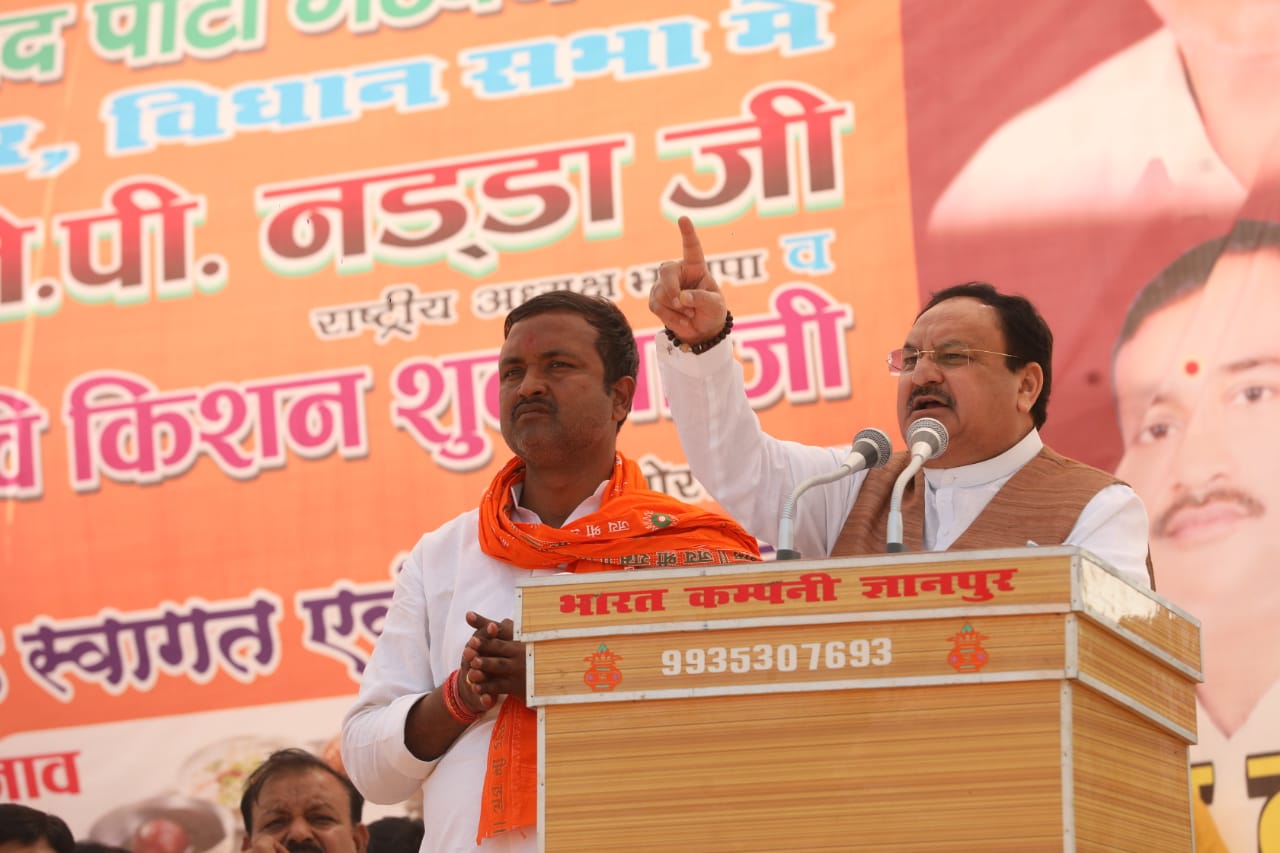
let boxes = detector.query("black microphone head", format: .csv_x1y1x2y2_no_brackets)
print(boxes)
851,428,893,468
906,417,949,459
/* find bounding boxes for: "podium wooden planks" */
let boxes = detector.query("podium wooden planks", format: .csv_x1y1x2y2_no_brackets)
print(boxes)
516,546,1201,852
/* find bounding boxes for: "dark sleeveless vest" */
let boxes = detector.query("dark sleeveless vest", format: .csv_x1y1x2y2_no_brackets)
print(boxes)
831,446,1155,587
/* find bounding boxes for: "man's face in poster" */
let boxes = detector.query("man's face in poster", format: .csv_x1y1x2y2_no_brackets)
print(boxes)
1114,251,1280,611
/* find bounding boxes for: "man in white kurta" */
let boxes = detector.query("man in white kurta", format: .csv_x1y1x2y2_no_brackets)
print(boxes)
653,322,1152,588
341,292,758,852
340,491,585,852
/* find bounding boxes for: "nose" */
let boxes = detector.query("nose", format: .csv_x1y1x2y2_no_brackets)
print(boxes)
1169,400,1231,495
284,816,317,846
517,367,547,397
909,352,944,385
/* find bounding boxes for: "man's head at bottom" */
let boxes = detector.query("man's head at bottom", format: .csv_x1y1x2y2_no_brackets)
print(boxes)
239,749,367,853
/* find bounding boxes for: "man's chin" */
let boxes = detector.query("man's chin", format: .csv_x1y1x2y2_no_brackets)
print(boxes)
510,437,573,465
1150,534,1266,593
506,424,556,450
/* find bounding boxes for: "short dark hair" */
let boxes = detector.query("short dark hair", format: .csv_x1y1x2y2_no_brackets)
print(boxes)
1115,219,1280,356
503,291,639,426
239,748,364,835
365,816,424,853
918,281,1053,428
0,804,75,853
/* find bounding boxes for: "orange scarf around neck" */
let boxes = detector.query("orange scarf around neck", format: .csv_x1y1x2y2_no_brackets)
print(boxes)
474,453,760,842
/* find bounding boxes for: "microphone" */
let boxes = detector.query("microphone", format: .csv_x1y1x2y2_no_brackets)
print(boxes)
776,428,893,560
886,417,949,553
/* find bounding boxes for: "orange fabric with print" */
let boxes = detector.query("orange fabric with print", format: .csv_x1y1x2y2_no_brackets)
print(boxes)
474,453,761,842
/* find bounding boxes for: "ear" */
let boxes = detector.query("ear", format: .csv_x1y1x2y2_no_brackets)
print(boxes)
353,823,370,853
611,375,637,424
1015,362,1044,416
240,832,253,852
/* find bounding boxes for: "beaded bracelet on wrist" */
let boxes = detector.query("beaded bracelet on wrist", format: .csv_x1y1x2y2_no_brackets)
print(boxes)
663,311,733,355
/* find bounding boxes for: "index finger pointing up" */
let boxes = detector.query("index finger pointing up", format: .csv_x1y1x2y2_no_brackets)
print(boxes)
678,215,707,278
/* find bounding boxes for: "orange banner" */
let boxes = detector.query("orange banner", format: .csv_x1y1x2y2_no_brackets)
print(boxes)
6,1,1280,849
1,0,918,843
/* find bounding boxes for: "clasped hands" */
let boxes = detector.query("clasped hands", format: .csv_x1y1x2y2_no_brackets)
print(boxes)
456,610,526,714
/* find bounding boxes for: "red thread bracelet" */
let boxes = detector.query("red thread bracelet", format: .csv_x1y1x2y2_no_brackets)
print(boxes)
441,669,481,725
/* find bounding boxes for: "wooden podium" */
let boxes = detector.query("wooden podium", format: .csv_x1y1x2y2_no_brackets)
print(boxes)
515,546,1201,852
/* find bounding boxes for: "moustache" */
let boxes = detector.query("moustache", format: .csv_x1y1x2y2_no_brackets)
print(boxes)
1154,487,1265,537
907,385,954,411
284,841,324,853
512,399,556,418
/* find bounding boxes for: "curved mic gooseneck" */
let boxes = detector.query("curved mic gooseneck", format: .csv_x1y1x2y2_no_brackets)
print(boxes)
776,428,893,560
886,417,949,553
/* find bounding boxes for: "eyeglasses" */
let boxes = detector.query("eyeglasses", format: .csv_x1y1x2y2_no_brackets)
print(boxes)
886,345,1020,375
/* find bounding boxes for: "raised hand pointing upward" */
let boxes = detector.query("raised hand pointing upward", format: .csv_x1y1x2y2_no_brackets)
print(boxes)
649,216,729,347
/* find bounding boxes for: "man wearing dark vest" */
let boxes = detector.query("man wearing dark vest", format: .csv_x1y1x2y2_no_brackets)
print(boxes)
649,217,1153,589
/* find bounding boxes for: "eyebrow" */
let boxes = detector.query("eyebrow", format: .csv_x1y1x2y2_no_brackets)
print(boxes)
1131,388,1179,412
500,348,580,367
258,800,341,820
256,807,289,825
902,338,969,350
1223,355,1280,374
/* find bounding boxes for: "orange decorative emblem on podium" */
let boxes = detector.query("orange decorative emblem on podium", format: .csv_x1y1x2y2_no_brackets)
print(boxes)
583,643,623,691
946,623,989,673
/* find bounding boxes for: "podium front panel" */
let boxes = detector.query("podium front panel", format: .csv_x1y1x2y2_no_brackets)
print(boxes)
522,548,1200,851
541,682,1069,852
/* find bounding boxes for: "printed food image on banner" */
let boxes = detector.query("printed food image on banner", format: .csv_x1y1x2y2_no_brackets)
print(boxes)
86,794,230,853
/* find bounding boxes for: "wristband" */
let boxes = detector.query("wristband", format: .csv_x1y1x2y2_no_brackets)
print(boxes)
441,669,481,725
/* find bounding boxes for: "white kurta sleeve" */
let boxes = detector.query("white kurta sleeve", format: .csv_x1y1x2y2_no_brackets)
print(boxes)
655,336,862,558
340,548,440,804
1064,483,1153,589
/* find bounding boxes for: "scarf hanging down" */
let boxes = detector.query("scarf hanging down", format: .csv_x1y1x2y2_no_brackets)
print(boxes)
474,453,761,842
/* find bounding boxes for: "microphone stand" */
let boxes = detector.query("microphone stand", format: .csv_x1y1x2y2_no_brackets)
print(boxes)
776,467,858,560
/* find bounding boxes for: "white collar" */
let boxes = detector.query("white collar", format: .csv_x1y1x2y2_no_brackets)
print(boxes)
508,479,609,525
922,428,1042,489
